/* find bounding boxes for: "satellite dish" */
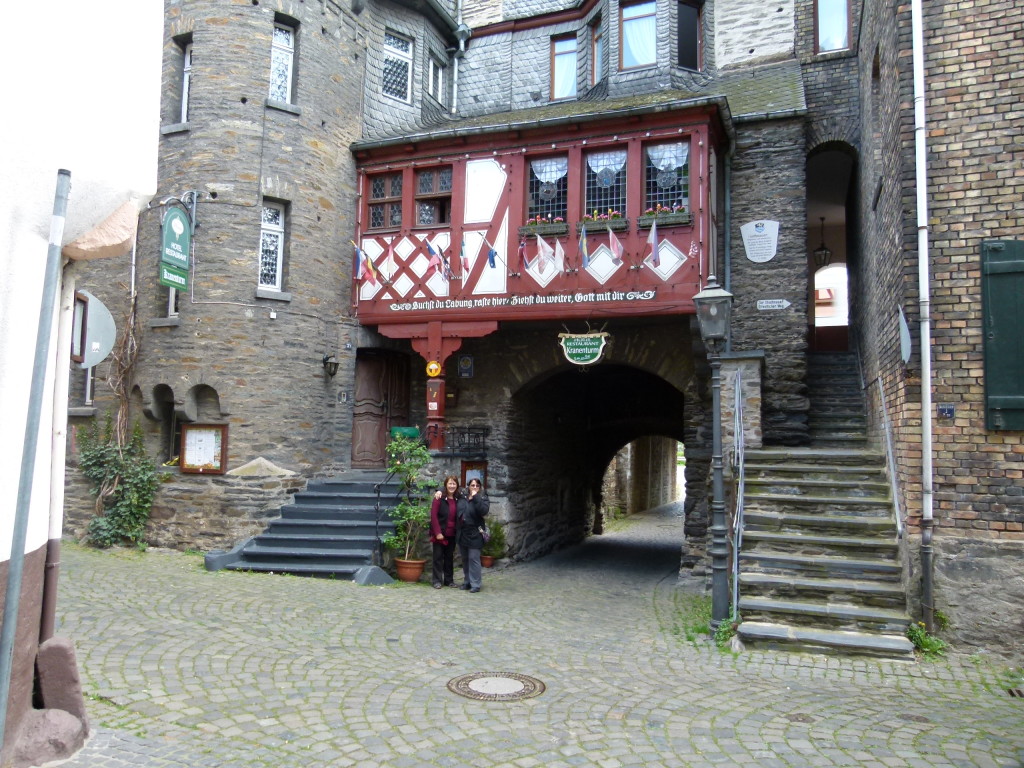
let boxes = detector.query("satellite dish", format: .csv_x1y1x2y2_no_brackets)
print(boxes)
898,306,912,364
78,290,116,368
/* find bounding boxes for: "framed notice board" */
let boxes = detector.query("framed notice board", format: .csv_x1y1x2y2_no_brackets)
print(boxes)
180,424,228,474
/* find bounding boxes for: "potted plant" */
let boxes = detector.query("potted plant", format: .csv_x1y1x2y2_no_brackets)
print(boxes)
578,209,629,233
518,214,569,238
480,518,506,568
637,203,691,229
381,433,432,582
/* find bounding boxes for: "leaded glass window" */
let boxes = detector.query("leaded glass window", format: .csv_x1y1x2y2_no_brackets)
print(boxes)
368,172,403,230
527,156,568,221
584,149,627,216
259,202,286,290
181,42,192,122
644,142,690,211
415,167,452,226
269,23,295,103
383,31,413,102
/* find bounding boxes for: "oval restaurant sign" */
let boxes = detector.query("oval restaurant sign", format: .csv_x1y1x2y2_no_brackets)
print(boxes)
558,332,610,366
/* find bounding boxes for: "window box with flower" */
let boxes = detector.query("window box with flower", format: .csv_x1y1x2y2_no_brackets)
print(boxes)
518,215,568,238
637,204,691,229
576,210,630,233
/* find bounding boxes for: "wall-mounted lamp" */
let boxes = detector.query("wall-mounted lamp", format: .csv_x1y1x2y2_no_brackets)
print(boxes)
322,354,340,377
813,216,832,269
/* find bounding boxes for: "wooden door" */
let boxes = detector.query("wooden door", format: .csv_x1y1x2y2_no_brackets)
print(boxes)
351,350,411,467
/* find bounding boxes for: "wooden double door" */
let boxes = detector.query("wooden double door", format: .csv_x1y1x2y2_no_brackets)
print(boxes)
351,350,411,468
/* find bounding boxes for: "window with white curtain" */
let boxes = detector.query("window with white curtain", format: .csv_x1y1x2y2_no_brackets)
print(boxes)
383,31,413,102
551,36,577,100
644,142,690,210
585,149,627,214
591,19,605,85
817,0,849,52
180,40,193,122
269,22,296,103
620,1,657,69
259,201,287,290
528,156,569,221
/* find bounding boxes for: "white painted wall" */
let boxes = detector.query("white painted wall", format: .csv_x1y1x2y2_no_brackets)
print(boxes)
715,0,795,69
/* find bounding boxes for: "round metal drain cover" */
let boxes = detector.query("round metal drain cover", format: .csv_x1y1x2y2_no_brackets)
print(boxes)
446,672,546,701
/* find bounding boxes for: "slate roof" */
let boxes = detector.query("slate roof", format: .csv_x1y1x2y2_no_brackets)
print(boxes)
351,60,805,152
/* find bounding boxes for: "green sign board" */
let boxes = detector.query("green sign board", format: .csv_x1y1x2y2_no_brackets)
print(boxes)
558,332,610,366
161,207,191,270
159,263,189,290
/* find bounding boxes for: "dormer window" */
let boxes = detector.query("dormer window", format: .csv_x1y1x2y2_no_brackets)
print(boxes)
620,1,657,69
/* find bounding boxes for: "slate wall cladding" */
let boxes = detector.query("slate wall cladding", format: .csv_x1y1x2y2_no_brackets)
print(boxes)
728,118,810,445
853,0,1024,652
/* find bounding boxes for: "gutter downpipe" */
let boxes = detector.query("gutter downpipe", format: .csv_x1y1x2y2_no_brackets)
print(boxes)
911,0,935,633
723,143,735,353
0,169,71,751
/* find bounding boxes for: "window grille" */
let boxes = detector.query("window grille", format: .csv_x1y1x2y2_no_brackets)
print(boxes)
527,156,569,221
415,167,452,226
259,202,285,289
383,31,413,102
369,172,403,230
269,23,295,102
584,149,627,215
644,142,690,210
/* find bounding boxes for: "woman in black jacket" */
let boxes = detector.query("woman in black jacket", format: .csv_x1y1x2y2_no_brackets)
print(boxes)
456,478,489,592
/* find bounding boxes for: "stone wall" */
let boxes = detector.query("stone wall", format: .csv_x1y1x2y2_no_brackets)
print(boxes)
854,0,1024,650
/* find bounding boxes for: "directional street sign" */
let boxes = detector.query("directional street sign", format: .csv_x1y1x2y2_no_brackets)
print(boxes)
756,299,792,311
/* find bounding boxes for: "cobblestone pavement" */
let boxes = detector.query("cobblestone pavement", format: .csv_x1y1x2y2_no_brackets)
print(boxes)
53,503,1023,768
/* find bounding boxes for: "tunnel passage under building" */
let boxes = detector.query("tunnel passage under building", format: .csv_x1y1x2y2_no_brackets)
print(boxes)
504,363,695,561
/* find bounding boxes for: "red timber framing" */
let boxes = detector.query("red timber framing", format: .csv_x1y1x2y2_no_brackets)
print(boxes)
352,105,726,447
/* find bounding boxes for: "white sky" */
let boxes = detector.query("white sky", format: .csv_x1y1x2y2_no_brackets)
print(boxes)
1,0,163,245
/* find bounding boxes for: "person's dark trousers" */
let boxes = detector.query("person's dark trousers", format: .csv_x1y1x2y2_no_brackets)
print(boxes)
432,540,455,586
459,545,482,590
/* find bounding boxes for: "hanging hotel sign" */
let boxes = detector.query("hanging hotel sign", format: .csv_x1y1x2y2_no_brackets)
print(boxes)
159,206,191,289
558,332,610,366
740,220,780,263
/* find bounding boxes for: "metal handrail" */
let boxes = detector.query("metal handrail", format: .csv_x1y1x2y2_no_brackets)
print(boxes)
373,468,402,565
870,375,904,540
730,370,746,620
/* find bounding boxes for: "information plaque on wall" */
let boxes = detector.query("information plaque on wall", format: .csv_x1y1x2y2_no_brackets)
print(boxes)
180,424,228,474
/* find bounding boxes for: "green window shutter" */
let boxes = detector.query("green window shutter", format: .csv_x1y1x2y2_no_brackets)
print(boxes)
982,240,1024,430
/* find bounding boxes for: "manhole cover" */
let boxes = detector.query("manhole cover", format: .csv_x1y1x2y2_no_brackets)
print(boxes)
446,672,546,701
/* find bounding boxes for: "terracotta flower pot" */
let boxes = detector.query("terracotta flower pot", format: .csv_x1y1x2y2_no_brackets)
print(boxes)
394,558,427,583
480,555,495,568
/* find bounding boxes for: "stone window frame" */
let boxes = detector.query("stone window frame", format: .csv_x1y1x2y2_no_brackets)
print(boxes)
550,34,578,101
382,30,414,104
815,0,850,54
269,18,297,105
258,200,288,292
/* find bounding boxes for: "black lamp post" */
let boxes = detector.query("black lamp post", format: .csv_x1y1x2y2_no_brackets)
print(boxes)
692,274,734,633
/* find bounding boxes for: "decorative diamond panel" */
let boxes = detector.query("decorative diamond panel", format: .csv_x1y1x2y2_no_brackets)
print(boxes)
583,244,622,285
391,273,414,297
645,240,687,281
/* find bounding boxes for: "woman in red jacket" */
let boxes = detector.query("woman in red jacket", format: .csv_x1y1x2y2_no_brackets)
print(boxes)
429,475,460,588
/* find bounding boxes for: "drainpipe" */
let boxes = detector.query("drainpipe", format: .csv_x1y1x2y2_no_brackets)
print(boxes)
0,169,71,751
910,0,935,633
450,0,471,115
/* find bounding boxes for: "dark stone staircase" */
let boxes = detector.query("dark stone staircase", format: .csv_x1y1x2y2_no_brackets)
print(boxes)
735,352,915,658
204,471,402,579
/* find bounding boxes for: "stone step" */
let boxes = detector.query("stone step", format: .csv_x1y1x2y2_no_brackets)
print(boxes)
267,518,394,537
745,447,884,467
736,621,915,659
738,596,911,633
739,551,901,579
743,510,895,536
745,492,892,516
253,532,382,549
744,463,886,482
744,477,888,494
238,545,377,565
739,572,906,608
742,530,899,559
222,560,364,578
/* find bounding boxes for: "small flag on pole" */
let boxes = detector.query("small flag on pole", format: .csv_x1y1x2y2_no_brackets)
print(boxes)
578,224,590,269
518,238,531,272
426,240,442,274
554,239,566,273
488,247,497,268
608,227,624,266
647,219,660,268
460,238,469,276
536,235,554,274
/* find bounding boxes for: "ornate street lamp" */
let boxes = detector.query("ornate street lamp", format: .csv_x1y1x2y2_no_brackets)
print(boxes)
692,274,734,633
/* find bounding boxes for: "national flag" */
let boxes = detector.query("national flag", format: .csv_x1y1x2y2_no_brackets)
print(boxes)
608,227,624,266
487,247,497,268
426,240,442,273
437,244,454,280
536,235,554,275
352,242,377,286
578,224,590,269
363,251,378,285
647,219,660,268
554,239,566,273
518,238,531,272
460,238,469,276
